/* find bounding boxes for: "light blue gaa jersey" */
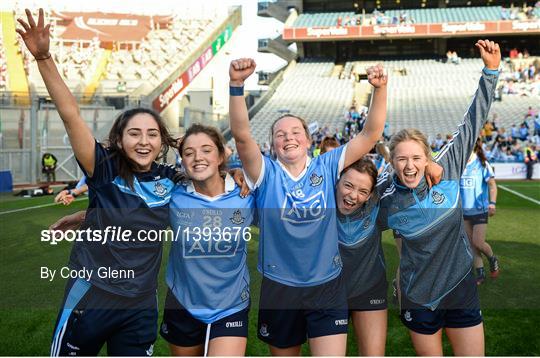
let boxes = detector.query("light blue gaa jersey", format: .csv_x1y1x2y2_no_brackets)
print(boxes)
246,145,347,287
460,156,494,216
167,174,256,324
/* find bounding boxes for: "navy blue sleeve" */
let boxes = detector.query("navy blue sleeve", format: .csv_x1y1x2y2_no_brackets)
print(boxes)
78,140,115,187
433,69,499,179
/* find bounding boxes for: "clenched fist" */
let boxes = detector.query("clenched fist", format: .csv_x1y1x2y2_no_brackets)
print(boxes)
475,39,501,71
366,64,388,88
229,58,256,86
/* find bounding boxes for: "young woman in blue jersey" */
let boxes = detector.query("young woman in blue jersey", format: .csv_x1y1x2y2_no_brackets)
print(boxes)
18,10,179,356
460,138,499,285
228,58,387,355
160,124,255,356
377,39,501,356
337,157,441,356
335,158,388,355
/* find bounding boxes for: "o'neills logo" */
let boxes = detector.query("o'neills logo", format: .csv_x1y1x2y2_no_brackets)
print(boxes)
307,27,348,38
374,25,415,35
512,20,540,31
442,22,485,33
158,77,184,109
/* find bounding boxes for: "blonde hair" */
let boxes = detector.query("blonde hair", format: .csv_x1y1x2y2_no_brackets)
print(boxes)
389,128,431,160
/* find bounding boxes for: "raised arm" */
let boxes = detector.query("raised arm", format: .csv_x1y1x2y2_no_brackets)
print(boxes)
343,64,388,168
17,9,96,176
434,39,501,176
228,58,262,183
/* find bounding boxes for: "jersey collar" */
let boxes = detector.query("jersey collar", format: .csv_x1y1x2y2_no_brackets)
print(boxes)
276,156,312,182
185,173,235,200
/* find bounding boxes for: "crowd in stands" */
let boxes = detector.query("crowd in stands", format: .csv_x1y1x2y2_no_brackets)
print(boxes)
500,4,539,20
496,56,539,98
336,10,414,27
333,3,540,28
428,108,540,164
240,102,539,171
8,8,219,94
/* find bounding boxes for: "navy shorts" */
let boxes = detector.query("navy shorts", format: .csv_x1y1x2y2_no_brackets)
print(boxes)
257,275,348,348
348,278,388,312
400,271,483,335
463,212,489,225
160,289,249,347
51,278,157,357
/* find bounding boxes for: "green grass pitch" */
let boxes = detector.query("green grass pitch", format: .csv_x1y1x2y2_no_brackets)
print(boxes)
0,180,539,355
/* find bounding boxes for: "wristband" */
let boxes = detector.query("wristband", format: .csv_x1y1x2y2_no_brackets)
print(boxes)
35,53,52,61
489,201,496,205
229,86,244,96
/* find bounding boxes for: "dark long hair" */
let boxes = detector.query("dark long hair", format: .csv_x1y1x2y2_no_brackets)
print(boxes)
106,107,175,188
474,137,488,167
178,123,227,174
340,157,378,194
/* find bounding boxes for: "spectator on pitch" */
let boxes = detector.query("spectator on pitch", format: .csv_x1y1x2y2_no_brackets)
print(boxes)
55,176,88,205
41,152,57,182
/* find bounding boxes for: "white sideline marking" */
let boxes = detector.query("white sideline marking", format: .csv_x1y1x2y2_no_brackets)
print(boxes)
0,197,88,216
498,185,540,206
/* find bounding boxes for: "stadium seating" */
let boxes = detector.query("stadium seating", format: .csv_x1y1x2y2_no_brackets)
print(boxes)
11,9,220,96
291,6,537,27
234,59,354,147
346,58,539,140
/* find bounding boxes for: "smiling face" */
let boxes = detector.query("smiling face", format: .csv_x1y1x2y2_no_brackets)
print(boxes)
181,132,224,183
271,116,311,164
392,140,429,189
336,169,375,215
119,113,162,171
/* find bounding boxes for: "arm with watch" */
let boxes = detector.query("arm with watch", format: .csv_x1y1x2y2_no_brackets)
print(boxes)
54,184,88,205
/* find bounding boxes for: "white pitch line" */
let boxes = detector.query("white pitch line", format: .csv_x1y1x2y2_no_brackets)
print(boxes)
0,197,88,216
498,185,540,206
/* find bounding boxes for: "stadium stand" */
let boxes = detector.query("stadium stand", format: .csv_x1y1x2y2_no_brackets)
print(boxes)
343,58,539,139
291,6,539,27
234,59,354,147
9,9,222,98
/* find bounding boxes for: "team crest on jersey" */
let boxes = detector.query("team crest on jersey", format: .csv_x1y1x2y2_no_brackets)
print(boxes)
259,324,270,337
309,173,323,186
281,191,326,223
432,190,445,205
398,216,408,225
363,217,371,229
230,210,245,225
153,182,168,197
333,254,342,268
240,287,249,301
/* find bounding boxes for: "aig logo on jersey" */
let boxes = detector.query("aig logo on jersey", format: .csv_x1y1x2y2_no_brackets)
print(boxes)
281,191,326,223
460,176,474,188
